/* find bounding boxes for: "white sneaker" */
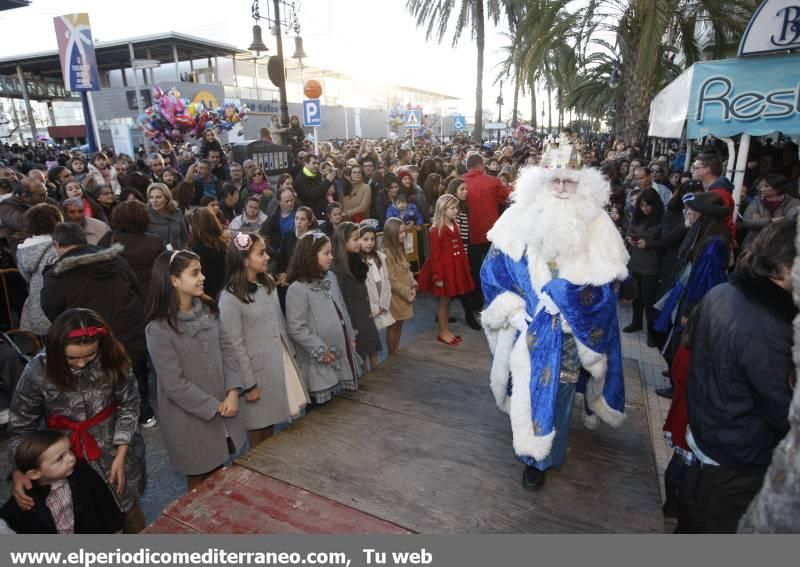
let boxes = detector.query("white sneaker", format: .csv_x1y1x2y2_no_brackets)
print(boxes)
139,416,158,429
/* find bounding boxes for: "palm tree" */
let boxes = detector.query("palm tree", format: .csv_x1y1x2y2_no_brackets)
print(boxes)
406,0,517,142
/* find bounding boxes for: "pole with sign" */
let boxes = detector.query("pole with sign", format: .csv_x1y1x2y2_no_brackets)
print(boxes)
53,13,101,151
404,109,421,148
303,99,321,155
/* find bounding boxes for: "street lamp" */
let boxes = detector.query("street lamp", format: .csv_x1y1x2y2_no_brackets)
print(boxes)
541,102,545,136
249,0,305,131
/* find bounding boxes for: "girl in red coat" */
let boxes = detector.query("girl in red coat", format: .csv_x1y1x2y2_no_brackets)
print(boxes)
419,194,475,346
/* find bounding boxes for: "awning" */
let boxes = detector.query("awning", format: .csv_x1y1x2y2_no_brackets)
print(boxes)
648,52,800,139
647,66,694,139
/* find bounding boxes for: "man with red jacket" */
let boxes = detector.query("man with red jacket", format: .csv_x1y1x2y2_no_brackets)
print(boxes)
694,154,736,243
465,153,511,308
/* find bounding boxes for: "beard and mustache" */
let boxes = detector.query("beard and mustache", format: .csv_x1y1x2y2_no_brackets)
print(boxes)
518,190,599,261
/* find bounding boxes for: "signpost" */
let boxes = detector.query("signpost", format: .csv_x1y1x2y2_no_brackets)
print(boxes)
303,98,321,155
404,109,421,147
453,115,466,131
53,13,100,151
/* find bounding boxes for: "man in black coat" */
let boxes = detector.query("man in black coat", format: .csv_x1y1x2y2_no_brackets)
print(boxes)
40,222,157,428
293,154,334,221
687,220,796,533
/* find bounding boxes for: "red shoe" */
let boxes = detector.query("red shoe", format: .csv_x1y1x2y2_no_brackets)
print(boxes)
453,335,463,342
436,335,459,346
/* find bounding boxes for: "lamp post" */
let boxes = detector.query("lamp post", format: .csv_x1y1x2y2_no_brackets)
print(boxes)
495,80,504,145
249,0,304,131
541,102,545,136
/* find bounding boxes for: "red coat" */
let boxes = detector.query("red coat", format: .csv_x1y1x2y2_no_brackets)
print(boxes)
465,169,511,245
663,344,691,450
419,223,475,297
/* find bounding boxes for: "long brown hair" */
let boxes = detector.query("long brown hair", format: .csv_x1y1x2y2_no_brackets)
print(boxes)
191,207,228,251
224,233,275,302
331,222,358,277
287,232,330,283
45,308,130,391
145,250,219,332
381,217,407,265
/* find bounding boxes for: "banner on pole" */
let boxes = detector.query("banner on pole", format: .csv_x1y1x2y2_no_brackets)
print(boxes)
53,13,101,92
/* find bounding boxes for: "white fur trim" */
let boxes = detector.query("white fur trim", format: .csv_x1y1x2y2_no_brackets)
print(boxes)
575,340,608,380
508,333,556,460
487,327,515,414
584,371,625,429
481,291,526,331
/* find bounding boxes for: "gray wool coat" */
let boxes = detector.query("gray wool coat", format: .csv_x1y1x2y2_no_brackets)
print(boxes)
219,285,307,430
285,272,359,398
8,354,146,513
147,206,188,250
146,299,247,476
16,235,59,335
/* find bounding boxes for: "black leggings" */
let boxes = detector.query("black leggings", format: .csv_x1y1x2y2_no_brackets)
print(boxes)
630,272,660,332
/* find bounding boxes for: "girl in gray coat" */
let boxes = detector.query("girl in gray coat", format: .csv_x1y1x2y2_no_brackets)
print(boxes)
285,231,360,405
145,250,247,490
16,204,62,336
219,232,308,448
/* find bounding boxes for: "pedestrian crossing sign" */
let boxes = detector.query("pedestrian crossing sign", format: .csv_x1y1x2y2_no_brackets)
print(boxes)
404,110,422,129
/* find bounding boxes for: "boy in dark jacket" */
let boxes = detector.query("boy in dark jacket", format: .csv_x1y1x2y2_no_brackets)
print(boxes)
1,431,124,533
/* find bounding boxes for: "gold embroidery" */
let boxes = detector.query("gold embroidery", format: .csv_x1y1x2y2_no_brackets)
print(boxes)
581,288,594,305
533,420,544,436
526,331,538,349
589,327,605,346
539,367,552,387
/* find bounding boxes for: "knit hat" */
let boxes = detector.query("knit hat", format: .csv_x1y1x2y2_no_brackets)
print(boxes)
683,191,730,217
397,169,413,183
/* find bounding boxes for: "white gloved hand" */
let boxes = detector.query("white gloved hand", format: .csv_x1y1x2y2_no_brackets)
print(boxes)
537,292,560,316
509,310,532,333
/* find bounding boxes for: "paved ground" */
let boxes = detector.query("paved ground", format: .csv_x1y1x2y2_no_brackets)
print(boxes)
1,295,673,530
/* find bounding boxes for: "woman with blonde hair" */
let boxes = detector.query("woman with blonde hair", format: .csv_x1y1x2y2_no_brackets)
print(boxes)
146,183,188,250
381,218,417,355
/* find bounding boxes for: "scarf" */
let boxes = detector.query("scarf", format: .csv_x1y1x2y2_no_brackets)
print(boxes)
348,252,368,282
249,179,270,194
762,194,785,211
302,166,317,178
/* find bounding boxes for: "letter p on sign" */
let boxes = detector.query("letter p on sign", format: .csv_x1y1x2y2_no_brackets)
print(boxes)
303,99,321,127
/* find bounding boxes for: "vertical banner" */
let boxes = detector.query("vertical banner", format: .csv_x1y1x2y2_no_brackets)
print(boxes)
53,13,101,92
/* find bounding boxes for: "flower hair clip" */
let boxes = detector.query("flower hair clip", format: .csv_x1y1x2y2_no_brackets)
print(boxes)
233,232,254,251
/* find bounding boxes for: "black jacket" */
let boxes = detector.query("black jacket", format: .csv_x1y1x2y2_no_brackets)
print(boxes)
41,244,147,360
294,170,332,221
260,208,296,257
98,230,166,304
688,275,796,467
190,240,226,300
0,460,124,534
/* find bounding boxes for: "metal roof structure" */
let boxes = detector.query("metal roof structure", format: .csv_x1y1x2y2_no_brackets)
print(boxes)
0,32,249,79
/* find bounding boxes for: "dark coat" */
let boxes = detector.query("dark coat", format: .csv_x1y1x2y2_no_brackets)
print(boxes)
650,205,688,295
191,240,227,300
41,244,147,361
147,206,188,250
294,170,333,221
331,255,381,358
260,208,296,257
627,218,663,276
276,231,299,275
0,460,124,534
688,275,796,467
98,230,166,304
0,196,32,258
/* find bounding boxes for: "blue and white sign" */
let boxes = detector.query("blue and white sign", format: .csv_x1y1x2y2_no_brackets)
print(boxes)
738,0,800,57
452,115,466,130
303,99,321,127
687,53,800,138
404,110,422,129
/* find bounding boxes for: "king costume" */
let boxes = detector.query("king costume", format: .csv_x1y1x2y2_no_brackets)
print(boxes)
480,141,630,490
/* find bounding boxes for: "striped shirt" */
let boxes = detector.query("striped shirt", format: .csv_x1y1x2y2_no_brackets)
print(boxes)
456,210,469,245
46,479,74,534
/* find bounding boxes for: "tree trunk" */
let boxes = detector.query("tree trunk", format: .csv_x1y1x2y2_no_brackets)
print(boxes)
531,84,537,128
547,83,553,134
473,0,485,143
512,72,520,126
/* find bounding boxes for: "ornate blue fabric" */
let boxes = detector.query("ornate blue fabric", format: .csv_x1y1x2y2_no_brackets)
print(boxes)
654,236,728,334
481,245,626,461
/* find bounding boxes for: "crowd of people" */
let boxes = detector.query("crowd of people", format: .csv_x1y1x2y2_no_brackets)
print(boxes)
0,122,798,534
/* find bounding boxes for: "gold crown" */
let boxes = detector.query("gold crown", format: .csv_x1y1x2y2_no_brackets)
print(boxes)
541,133,582,169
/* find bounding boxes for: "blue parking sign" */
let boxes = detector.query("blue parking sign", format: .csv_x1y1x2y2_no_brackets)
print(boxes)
303,99,321,127
453,115,466,130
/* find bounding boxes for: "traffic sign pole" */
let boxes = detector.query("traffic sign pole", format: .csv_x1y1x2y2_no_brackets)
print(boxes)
313,126,319,156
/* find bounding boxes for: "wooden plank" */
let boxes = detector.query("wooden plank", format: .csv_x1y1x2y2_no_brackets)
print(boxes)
238,346,664,533
148,465,410,534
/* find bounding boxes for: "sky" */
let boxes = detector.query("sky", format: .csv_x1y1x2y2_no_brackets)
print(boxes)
0,0,548,122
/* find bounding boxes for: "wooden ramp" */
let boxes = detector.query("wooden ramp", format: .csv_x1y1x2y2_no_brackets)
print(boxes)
230,329,665,534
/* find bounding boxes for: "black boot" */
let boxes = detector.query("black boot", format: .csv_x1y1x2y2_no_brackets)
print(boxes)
623,322,643,333
522,465,546,492
460,296,482,330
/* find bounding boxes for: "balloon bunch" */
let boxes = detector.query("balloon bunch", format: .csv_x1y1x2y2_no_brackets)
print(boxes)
139,87,249,143
387,98,405,133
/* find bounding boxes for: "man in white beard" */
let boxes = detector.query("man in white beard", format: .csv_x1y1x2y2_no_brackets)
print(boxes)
480,139,630,491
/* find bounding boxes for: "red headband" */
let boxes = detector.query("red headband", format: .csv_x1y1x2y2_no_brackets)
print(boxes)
66,326,108,339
